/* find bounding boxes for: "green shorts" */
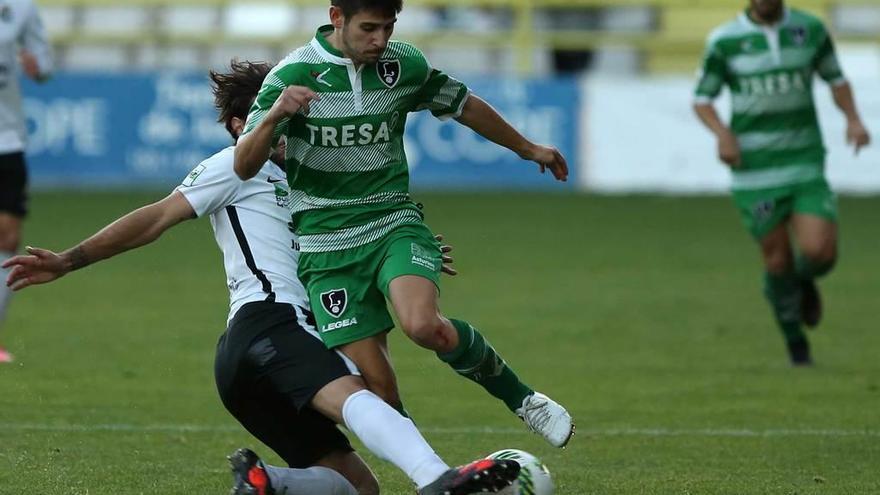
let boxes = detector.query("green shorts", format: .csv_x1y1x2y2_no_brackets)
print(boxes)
732,178,838,240
298,223,443,348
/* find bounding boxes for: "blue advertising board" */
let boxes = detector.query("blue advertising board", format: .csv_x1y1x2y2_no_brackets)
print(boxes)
23,73,578,190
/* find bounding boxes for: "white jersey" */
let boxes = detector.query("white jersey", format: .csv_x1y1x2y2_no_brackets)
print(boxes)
0,0,52,154
176,146,309,322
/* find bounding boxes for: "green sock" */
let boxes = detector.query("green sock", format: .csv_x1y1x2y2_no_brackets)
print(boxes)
795,254,836,280
763,272,806,344
437,319,533,412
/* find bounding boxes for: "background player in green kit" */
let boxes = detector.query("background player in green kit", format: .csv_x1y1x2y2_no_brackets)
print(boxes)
235,0,574,447
693,0,871,365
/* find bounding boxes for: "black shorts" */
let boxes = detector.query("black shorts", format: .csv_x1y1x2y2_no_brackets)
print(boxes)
215,301,356,468
0,152,27,217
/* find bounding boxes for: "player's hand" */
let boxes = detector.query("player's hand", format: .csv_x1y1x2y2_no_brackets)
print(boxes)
434,234,457,276
269,136,287,167
846,119,870,155
718,130,741,168
18,50,40,80
268,86,321,121
2,246,69,291
524,144,568,182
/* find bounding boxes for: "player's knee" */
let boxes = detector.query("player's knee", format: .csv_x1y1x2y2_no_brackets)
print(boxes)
762,249,792,274
399,315,451,351
801,241,837,266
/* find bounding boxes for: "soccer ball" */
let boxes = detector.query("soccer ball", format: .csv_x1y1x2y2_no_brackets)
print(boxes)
488,449,554,495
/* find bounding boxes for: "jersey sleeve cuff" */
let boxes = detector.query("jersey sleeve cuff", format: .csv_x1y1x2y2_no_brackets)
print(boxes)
693,95,715,105
435,89,471,122
175,185,207,218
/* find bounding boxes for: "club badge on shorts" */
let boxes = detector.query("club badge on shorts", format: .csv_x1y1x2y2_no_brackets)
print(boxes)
753,199,776,223
320,289,348,318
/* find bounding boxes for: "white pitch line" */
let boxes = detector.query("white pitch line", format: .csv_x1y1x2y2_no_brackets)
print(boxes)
1,423,878,438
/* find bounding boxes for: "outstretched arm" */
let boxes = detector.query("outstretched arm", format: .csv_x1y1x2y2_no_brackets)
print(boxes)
455,94,568,181
3,191,195,290
830,82,870,155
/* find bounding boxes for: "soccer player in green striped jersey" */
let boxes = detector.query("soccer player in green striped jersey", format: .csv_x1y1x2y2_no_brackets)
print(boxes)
693,0,871,365
235,0,574,448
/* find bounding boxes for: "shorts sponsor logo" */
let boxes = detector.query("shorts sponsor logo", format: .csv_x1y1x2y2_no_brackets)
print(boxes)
410,242,437,271
320,288,348,319
321,317,358,332
823,195,837,215
753,199,775,223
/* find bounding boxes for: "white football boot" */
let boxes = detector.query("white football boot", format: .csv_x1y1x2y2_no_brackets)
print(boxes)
516,392,574,448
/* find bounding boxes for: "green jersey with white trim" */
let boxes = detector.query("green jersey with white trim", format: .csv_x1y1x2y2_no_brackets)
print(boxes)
243,25,470,253
694,9,844,191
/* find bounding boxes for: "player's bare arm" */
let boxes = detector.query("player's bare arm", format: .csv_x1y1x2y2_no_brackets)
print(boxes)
693,102,741,167
234,86,320,180
455,94,568,181
829,82,871,154
3,191,195,290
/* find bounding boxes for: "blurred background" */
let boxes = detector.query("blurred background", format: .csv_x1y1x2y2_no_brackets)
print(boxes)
25,0,880,193
5,3,880,493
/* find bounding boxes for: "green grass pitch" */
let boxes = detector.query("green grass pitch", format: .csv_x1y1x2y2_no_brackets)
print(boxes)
1,191,878,494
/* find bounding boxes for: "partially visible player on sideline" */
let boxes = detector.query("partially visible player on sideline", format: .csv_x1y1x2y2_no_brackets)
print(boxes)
4,60,519,495
693,0,870,365
0,0,52,363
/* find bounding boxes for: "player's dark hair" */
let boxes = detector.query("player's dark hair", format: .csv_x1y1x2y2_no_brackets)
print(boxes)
331,0,402,20
209,59,272,139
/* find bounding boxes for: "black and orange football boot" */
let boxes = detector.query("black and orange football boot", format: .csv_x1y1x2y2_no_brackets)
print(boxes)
418,457,520,495
228,448,274,495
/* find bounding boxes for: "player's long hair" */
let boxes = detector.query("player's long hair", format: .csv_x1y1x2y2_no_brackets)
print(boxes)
331,0,403,19
209,59,273,140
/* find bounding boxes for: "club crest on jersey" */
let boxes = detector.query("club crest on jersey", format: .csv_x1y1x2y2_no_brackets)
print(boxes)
377,60,401,88
320,289,348,318
788,25,808,46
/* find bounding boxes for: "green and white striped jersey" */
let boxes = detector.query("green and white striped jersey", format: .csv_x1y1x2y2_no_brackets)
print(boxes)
694,8,844,191
243,25,470,252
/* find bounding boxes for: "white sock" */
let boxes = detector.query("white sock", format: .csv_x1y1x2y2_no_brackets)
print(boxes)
342,390,449,489
0,251,13,332
263,465,357,495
